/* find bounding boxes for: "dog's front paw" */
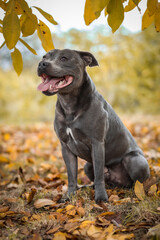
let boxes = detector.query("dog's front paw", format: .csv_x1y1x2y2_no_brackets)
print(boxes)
95,187,108,203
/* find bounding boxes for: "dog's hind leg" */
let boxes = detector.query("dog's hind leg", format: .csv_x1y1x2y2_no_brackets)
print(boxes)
104,163,133,188
123,151,150,183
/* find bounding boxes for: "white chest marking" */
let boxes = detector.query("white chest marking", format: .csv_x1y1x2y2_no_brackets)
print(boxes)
66,128,76,142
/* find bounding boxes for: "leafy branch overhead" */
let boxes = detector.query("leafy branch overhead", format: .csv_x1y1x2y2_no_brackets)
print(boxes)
0,0,160,75
0,0,57,75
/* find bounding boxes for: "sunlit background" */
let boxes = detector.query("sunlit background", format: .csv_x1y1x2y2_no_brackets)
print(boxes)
0,0,160,123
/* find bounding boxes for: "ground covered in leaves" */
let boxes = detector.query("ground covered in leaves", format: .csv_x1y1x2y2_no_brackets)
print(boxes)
0,117,160,240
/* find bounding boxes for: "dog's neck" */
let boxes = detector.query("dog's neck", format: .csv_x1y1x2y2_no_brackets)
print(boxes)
57,71,95,118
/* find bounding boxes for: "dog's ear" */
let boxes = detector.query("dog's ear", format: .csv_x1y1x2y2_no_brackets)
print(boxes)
75,51,99,67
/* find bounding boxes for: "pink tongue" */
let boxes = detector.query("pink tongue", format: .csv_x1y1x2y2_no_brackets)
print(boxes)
37,79,60,91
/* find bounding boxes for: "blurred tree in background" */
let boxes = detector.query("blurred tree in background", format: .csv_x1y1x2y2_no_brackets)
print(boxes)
0,24,159,123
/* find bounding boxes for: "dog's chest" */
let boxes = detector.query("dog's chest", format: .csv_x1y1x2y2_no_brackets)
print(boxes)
66,127,77,143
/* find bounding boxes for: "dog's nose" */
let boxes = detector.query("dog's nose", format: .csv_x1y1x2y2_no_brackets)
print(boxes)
38,61,50,68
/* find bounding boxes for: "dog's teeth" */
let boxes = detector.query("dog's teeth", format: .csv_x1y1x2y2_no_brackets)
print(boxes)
49,84,53,90
58,80,65,87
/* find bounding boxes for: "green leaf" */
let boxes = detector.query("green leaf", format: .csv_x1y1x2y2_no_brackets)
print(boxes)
19,38,37,55
107,0,124,33
147,0,158,16
11,48,23,75
84,0,110,25
142,9,154,30
37,20,54,52
33,6,58,25
3,8,20,49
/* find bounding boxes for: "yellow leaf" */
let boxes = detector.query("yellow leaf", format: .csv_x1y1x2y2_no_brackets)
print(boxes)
124,0,141,12
80,220,95,229
20,13,37,37
87,225,102,238
107,0,124,33
84,0,110,25
147,0,158,16
155,3,160,32
0,155,9,163
33,6,58,25
19,38,37,55
15,0,23,15
148,184,157,196
142,9,154,30
84,0,97,25
3,8,20,49
3,133,11,141
65,205,75,211
17,0,37,23
134,180,146,200
53,232,66,240
37,20,54,52
11,48,23,76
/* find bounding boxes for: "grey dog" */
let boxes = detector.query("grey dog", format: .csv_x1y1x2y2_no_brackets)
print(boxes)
37,49,150,202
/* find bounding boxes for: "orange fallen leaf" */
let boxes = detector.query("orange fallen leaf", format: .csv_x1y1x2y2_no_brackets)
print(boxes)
34,199,55,209
134,180,146,200
87,224,102,238
65,205,75,211
99,211,115,217
27,187,37,204
108,194,119,202
76,206,85,217
148,184,157,196
46,225,61,234
0,206,10,213
53,231,66,240
79,220,95,229
0,155,9,163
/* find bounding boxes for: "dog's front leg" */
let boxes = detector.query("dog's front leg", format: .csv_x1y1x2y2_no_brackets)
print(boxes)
61,142,78,197
92,141,108,203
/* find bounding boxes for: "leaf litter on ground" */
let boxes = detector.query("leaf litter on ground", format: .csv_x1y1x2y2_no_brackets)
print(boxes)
0,118,160,239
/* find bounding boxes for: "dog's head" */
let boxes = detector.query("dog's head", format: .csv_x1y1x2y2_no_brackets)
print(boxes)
37,49,98,96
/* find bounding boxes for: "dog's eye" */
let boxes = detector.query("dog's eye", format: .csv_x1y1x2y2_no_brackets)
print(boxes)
60,56,68,61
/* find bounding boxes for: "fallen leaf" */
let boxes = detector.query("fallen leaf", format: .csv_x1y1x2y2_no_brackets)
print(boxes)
134,180,146,200
76,207,85,217
64,222,80,232
147,224,160,238
79,220,95,229
53,231,66,240
99,211,115,217
65,205,75,211
0,155,9,163
87,224,102,238
108,194,119,202
46,225,61,234
0,206,10,213
27,187,37,204
148,184,157,196
34,199,55,209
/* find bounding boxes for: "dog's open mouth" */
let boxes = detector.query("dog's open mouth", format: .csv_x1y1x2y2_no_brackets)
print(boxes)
37,73,73,93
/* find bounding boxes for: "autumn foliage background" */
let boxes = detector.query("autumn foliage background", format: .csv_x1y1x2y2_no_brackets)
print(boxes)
0,1,160,239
